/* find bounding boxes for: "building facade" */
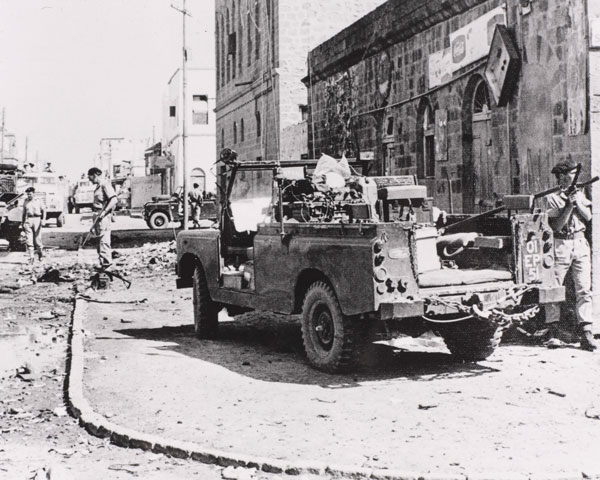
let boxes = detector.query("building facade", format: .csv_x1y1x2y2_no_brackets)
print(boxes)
162,67,217,193
214,0,387,163
307,0,600,311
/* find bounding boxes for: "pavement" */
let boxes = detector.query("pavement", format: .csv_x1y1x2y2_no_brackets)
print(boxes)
65,264,600,480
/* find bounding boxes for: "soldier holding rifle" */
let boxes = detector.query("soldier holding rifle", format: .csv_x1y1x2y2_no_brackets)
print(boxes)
87,167,117,269
545,160,597,351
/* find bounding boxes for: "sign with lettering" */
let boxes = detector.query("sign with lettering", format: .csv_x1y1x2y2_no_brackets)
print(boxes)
449,5,506,72
523,238,542,283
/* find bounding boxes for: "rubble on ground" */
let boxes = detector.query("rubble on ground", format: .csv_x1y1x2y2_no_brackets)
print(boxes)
111,241,177,272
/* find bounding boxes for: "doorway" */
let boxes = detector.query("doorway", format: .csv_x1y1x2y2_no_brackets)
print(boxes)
464,78,494,213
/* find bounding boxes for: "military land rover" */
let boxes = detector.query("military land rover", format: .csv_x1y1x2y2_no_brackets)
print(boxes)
175,150,565,373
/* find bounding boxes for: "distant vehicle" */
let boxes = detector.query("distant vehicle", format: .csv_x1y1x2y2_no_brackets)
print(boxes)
143,188,217,229
70,179,95,213
17,172,68,227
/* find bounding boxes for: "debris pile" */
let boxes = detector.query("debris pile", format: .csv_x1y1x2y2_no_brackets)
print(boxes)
112,241,177,272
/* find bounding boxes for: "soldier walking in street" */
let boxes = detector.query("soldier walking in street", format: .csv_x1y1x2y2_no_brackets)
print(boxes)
21,186,45,266
87,167,117,269
545,160,597,351
188,182,203,229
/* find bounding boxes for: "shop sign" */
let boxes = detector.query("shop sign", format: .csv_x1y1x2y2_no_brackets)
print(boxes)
449,5,506,72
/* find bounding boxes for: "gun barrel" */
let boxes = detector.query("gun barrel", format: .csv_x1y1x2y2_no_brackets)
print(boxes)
444,175,599,233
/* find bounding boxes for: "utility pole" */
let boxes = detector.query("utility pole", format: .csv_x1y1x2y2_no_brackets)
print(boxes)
172,0,191,230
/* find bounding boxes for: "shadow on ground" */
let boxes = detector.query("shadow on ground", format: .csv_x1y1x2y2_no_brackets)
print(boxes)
115,312,500,386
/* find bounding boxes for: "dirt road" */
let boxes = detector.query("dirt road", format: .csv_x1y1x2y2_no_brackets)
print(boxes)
0,250,281,480
2,246,600,479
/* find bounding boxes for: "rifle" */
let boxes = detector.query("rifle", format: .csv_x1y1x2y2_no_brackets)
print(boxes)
563,162,582,197
444,174,599,233
101,268,132,289
79,202,112,249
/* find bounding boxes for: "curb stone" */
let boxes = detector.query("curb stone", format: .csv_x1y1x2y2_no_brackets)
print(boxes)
65,296,596,480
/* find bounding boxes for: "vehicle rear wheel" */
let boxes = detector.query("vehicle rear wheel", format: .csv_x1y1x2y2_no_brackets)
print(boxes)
301,281,364,373
149,211,169,229
74,206,80,214
193,264,219,339
56,213,65,228
438,318,503,361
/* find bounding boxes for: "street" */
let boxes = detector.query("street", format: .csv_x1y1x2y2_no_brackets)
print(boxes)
2,245,600,479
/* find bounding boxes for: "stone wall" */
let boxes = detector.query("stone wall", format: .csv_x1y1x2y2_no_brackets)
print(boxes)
307,0,591,214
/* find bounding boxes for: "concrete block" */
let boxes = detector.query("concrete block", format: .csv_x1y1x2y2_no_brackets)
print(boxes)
128,437,154,451
110,430,131,448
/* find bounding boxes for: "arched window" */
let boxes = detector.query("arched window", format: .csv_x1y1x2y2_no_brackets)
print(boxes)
233,121,238,144
240,118,245,142
226,8,231,82
216,16,220,90
255,1,260,61
473,79,491,119
220,15,225,87
231,1,236,80
237,1,243,75
247,11,252,67
417,99,435,179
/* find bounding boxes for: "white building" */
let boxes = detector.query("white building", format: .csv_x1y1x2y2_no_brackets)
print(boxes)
162,67,216,193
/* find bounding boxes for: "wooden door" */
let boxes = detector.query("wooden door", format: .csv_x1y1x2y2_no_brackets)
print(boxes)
472,114,493,212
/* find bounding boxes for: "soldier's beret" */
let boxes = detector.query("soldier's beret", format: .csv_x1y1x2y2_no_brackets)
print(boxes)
551,160,578,175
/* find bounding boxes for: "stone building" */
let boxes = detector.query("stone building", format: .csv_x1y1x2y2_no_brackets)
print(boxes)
214,0,387,163
306,0,600,311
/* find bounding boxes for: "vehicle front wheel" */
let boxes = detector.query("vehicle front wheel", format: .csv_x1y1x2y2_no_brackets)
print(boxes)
193,264,219,339
301,281,364,373
148,211,169,229
438,318,503,361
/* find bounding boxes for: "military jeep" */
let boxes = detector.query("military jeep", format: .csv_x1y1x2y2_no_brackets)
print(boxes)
175,154,564,373
143,188,217,229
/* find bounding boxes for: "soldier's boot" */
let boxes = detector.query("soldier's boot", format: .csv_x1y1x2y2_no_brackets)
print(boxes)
580,330,598,352
546,322,561,340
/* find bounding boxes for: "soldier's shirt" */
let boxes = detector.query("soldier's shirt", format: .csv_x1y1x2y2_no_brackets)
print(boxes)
188,189,203,205
93,179,116,211
23,197,45,217
546,191,591,234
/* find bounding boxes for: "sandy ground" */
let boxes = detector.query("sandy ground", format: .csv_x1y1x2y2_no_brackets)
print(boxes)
75,249,600,479
0,250,291,480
